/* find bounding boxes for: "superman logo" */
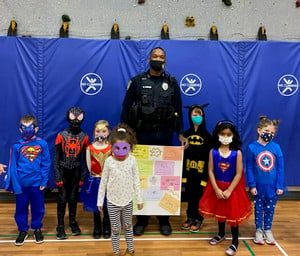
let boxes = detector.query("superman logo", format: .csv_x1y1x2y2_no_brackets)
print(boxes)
21,145,42,163
218,162,230,172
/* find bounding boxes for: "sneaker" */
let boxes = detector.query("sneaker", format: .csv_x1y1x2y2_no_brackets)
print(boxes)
93,229,101,239
264,230,276,245
56,225,67,240
15,231,28,246
70,221,81,236
181,218,194,230
33,229,44,244
103,228,111,239
189,219,202,232
254,229,264,245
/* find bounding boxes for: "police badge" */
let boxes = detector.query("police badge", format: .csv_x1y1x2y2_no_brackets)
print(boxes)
162,82,168,91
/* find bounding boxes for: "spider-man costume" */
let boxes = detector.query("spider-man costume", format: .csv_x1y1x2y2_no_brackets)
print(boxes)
54,106,89,239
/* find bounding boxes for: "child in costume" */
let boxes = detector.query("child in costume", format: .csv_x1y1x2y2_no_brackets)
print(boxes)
97,123,143,256
181,104,212,232
5,115,51,246
199,120,251,256
81,120,111,239
54,106,89,239
246,115,284,245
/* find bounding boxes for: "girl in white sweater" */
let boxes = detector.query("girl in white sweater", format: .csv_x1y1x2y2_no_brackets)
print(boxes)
97,123,143,256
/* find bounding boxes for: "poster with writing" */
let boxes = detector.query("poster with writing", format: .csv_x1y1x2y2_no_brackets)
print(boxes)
132,145,183,216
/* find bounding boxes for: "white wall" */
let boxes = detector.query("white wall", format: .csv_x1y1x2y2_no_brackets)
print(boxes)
1,0,300,41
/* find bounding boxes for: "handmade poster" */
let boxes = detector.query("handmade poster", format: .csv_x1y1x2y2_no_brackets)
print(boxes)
132,145,183,215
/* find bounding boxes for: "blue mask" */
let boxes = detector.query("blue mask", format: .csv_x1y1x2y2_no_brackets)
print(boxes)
20,122,36,140
191,116,203,125
260,132,274,142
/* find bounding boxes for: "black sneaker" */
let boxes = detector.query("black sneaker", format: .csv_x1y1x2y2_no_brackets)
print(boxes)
93,229,101,239
103,228,111,239
15,231,28,246
70,222,81,236
181,218,194,230
33,229,44,244
56,225,67,240
189,219,202,232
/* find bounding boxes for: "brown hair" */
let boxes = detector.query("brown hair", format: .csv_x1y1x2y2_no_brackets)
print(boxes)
257,115,280,132
20,115,38,126
110,123,137,149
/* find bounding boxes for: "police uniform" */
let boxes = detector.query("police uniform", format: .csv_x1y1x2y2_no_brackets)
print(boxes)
121,70,184,234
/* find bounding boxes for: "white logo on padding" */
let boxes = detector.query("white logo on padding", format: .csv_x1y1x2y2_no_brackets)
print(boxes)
80,73,103,96
277,74,298,96
180,74,202,96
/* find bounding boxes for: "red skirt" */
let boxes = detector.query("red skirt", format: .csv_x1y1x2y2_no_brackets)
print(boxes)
199,174,251,227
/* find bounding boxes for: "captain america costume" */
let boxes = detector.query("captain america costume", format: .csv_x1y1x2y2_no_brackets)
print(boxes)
246,140,284,230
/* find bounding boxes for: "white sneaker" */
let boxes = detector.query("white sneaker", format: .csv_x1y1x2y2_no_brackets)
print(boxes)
254,229,264,245
264,230,276,245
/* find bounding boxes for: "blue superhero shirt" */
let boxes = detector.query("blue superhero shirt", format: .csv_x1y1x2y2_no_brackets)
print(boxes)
5,137,51,194
246,140,284,198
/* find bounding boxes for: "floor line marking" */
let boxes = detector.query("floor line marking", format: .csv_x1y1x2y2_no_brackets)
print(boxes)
275,241,289,256
0,236,289,256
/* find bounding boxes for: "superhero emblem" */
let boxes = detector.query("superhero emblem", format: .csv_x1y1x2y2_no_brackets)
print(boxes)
65,137,81,157
90,150,111,175
218,162,230,172
188,135,204,145
256,151,275,172
21,146,42,163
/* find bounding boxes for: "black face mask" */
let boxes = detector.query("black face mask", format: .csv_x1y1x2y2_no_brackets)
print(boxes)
150,60,165,71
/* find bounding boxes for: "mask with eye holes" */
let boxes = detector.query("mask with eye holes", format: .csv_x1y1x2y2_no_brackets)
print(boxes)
67,106,85,131
20,122,36,140
112,142,131,160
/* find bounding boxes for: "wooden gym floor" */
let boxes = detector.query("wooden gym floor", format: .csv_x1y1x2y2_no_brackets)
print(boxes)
0,198,299,256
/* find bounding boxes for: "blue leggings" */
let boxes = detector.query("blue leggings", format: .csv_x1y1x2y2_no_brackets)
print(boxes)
15,186,45,232
254,194,277,230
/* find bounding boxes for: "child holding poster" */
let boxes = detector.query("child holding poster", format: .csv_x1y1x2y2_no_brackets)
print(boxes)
97,123,143,256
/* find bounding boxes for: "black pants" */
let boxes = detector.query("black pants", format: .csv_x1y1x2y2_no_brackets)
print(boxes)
57,167,80,226
185,172,205,221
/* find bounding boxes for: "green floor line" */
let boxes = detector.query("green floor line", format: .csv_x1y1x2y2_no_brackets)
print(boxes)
243,239,255,256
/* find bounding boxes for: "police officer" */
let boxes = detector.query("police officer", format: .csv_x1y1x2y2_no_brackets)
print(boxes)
121,47,188,236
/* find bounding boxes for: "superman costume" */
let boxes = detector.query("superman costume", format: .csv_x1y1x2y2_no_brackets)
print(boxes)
5,137,51,232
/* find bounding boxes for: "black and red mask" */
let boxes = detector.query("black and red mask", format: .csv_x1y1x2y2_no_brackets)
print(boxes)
67,106,84,131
